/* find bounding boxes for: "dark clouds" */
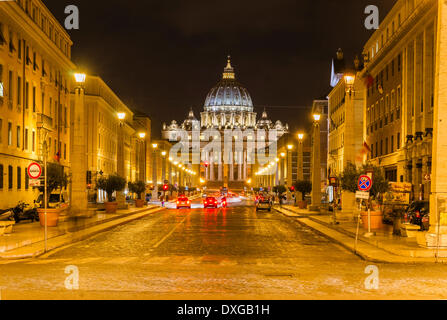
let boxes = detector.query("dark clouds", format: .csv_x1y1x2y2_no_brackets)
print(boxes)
43,0,395,137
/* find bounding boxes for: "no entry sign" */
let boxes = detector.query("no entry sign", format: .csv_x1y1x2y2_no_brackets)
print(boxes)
28,162,42,180
358,175,372,192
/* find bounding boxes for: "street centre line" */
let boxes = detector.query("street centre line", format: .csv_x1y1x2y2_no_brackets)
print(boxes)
152,214,189,249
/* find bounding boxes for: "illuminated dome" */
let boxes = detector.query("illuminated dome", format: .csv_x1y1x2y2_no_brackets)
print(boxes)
204,56,254,113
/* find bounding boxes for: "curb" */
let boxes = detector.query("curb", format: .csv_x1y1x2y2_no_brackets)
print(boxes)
274,206,447,264
0,206,166,260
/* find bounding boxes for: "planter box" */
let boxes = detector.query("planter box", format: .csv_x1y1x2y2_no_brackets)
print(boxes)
0,221,13,235
401,224,421,238
360,211,384,230
135,199,145,208
37,208,61,227
297,201,308,209
105,202,118,214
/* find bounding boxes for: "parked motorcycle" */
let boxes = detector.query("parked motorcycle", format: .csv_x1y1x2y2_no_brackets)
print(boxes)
12,202,39,223
405,201,430,231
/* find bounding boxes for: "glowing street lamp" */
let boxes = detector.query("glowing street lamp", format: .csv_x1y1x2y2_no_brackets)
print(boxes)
117,112,126,121
74,73,86,84
138,132,146,139
298,133,304,141
313,114,321,122
152,143,158,149
287,144,293,150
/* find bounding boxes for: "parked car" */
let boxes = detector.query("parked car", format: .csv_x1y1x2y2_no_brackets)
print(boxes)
405,201,430,231
256,197,272,212
36,192,67,209
204,197,218,209
176,196,191,209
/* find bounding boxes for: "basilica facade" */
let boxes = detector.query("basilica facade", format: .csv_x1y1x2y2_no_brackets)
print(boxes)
162,57,288,190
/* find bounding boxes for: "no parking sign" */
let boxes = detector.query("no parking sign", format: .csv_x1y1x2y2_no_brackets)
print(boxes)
358,175,373,192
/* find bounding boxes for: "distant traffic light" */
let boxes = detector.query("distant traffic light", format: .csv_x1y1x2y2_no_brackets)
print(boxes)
203,161,209,168
290,186,295,192
163,184,169,191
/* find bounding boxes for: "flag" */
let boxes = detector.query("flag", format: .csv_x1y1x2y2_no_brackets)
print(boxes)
356,142,371,163
54,151,61,162
364,73,374,88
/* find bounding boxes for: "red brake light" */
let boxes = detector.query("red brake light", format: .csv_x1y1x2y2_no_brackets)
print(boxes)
416,211,420,218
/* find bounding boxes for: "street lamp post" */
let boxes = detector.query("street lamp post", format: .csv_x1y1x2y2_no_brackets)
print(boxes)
117,112,127,209
310,114,321,212
152,143,158,201
297,133,304,201
71,72,88,214
138,132,147,182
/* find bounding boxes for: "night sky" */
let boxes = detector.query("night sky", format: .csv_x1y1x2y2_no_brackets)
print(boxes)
43,0,395,138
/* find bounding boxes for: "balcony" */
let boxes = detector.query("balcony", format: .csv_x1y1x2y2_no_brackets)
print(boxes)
37,113,53,132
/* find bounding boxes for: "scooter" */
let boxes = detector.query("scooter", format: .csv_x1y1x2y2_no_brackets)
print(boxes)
12,202,39,223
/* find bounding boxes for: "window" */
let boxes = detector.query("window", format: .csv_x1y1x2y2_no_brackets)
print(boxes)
24,128,28,150
25,82,29,109
397,133,401,150
32,86,36,112
41,93,45,114
32,131,35,152
391,136,394,153
64,143,66,160
8,165,12,189
398,54,401,72
0,164,3,189
380,140,383,156
8,71,12,103
16,126,20,147
17,76,21,105
7,122,12,146
25,167,29,190
17,167,21,190
385,138,389,154
18,38,21,60
371,144,374,159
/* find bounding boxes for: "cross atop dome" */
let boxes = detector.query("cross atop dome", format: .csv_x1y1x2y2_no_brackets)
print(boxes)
223,55,235,80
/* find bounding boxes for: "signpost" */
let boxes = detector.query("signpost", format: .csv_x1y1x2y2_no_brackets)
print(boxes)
27,162,42,180
358,175,374,237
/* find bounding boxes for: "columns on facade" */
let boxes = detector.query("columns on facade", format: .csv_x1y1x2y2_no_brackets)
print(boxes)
238,151,243,181
218,152,223,181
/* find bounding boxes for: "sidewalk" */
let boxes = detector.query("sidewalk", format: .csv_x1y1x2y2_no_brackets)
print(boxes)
275,205,447,264
0,204,166,260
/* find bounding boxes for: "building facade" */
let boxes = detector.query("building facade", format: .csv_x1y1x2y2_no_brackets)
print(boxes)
361,0,435,202
162,57,289,191
70,75,150,204
0,0,74,209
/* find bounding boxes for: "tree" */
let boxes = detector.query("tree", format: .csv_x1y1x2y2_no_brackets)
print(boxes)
361,164,390,203
340,162,359,193
128,181,146,200
38,163,69,208
96,174,126,203
294,180,312,201
273,185,287,195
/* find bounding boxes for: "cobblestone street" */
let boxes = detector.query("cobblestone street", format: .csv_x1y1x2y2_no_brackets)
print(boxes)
1,201,447,300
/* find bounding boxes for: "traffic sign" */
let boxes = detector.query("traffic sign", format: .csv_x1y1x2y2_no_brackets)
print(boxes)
356,191,370,200
28,162,42,180
358,175,373,192
29,180,41,187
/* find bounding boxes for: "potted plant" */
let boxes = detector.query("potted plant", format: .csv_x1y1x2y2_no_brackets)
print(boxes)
96,174,126,213
294,180,312,209
359,165,390,230
128,181,147,208
37,163,69,227
340,162,360,212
